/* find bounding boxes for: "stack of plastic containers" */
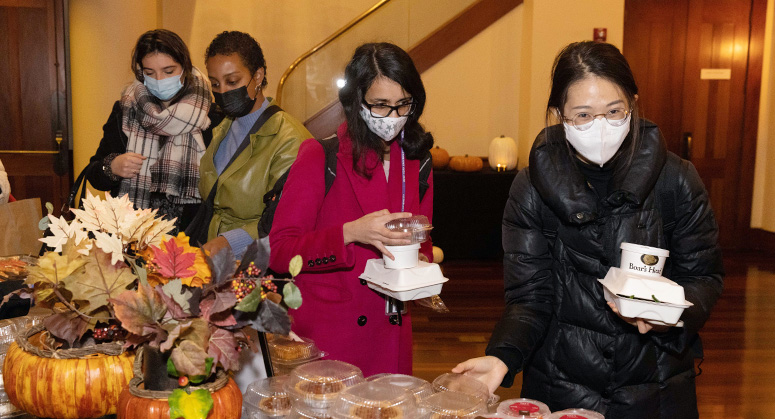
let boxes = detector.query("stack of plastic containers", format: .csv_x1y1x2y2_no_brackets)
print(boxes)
420,390,488,418
268,334,326,376
330,381,419,418
369,374,433,404
243,375,292,419
284,360,365,417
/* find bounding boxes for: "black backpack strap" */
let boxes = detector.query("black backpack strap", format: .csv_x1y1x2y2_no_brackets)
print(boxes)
418,151,432,202
317,135,339,195
655,152,681,247
541,203,559,242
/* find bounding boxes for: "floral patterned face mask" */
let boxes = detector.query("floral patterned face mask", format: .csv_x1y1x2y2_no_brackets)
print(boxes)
359,105,408,141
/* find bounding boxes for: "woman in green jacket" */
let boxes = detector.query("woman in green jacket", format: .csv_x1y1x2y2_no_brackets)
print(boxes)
199,31,311,258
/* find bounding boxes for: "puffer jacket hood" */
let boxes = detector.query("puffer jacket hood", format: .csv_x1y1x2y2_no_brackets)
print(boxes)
486,119,723,419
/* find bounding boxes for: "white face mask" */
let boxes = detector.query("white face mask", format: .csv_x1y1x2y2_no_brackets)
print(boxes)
360,105,408,141
563,115,631,167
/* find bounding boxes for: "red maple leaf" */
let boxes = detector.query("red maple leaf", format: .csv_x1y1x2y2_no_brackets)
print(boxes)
152,238,197,279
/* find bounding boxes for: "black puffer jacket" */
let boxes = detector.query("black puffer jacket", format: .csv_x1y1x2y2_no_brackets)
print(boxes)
486,120,723,419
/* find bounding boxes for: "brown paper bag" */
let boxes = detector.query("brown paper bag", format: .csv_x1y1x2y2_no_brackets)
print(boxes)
0,198,42,256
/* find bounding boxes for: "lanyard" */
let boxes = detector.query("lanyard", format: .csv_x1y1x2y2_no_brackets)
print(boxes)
400,130,406,212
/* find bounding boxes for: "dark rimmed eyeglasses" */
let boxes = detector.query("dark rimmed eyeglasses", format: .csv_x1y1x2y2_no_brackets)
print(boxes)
362,101,416,118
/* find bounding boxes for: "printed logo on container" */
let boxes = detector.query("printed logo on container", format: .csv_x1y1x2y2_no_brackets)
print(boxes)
510,402,539,413
640,254,659,266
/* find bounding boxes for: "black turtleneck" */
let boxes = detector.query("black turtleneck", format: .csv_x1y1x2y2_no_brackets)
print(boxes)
576,159,614,200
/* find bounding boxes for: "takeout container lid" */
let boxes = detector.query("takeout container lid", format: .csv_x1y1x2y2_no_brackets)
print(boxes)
243,375,290,412
620,242,669,256
330,381,418,418
497,398,551,417
548,408,605,419
360,259,448,301
599,268,692,326
284,360,364,409
432,373,499,407
370,374,434,403
385,215,433,244
419,390,488,418
600,267,686,305
268,334,325,365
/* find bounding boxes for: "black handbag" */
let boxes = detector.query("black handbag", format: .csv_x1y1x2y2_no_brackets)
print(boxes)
185,105,282,245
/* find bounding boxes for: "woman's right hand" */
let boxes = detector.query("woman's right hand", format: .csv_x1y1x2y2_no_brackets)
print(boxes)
451,356,509,395
343,209,412,260
111,152,147,178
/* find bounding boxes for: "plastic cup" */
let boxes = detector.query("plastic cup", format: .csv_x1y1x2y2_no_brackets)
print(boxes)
619,242,669,277
383,244,421,269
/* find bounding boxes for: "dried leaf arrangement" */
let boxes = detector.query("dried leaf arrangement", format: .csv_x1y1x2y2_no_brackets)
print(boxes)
18,191,303,419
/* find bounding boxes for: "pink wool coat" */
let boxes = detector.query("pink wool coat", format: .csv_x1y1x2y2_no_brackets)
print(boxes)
269,123,433,377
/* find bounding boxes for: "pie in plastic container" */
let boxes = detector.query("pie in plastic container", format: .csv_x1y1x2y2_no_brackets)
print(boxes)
284,360,365,410
330,381,419,418
242,375,292,418
419,390,488,418
599,267,692,326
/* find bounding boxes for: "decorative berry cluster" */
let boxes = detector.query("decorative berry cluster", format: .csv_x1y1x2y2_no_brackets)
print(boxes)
234,261,261,279
232,278,257,302
92,323,125,342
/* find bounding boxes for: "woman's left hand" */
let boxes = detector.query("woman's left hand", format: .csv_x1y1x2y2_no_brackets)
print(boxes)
201,236,231,257
607,301,671,334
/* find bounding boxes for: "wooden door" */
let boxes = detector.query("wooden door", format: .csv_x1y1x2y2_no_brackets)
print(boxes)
0,0,70,214
623,0,766,249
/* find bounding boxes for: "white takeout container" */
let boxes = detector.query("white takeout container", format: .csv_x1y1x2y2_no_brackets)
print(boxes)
383,243,421,269
599,268,692,326
360,259,448,301
620,242,669,277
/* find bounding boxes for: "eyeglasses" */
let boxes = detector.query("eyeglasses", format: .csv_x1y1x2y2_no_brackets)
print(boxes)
563,108,631,131
363,101,416,118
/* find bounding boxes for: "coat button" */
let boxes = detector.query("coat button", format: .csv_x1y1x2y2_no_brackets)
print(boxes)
575,213,584,220
322,257,329,264
330,255,336,263
307,260,314,268
357,315,367,326
360,279,367,286
315,258,322,265
601,390,611,399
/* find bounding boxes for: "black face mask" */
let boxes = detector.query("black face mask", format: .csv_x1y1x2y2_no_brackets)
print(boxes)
213,84,256,118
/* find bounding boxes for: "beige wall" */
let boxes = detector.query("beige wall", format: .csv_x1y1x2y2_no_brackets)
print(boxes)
752,0,775,232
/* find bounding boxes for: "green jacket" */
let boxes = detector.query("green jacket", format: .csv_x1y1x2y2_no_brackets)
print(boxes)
199,99,310,241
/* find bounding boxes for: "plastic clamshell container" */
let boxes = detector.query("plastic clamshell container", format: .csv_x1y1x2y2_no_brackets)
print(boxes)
384,215,433,244
330,381,419,418
548,408,605,419
370,374,434,403
243,375,292,418
599,269,692,325
383,244,421,269
285,360,365,410
360,259,449,301
286,404,333,418
619,242,669,277
268,334,324,364
0,320,17,355
420,390,488,418
601,267,686,304
432,373,498,407
496,398,551,418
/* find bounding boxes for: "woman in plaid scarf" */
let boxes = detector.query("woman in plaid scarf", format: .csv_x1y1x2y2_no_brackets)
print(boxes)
87,29,220,231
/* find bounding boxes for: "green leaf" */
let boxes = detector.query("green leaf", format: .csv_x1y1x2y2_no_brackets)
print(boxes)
38,215,50,231
188,358,214,385
289,255,303,277
168,388,213,419
283,282,302,309
45,202,54,215
166,357,180,378
234,288,261,312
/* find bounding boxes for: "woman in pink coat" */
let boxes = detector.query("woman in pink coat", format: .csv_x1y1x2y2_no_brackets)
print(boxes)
269,43,434,376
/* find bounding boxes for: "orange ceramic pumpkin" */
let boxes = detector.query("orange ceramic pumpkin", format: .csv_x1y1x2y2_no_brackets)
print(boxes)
430,146,450,169
2,342,135,418
448,154,483,172
116,377,242,419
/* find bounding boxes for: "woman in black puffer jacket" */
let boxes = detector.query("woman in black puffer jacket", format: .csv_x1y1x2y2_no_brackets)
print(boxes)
453,42,723,419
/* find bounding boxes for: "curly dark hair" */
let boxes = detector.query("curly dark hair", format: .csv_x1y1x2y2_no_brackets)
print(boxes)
205,31,268,89
131,29,193,101
338,42,433,179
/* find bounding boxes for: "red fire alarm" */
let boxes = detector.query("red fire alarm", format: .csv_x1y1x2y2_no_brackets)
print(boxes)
593,28,607,43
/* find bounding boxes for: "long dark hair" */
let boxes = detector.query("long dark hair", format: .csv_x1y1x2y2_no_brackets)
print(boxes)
131,29,193,102
546,41,641,164
205,31,268,89
338,43,434,178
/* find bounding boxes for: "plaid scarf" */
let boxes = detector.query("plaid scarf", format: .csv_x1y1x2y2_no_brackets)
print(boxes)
118,67,211,209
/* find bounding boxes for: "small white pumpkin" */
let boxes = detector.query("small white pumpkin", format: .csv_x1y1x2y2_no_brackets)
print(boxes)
488,135,518,171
